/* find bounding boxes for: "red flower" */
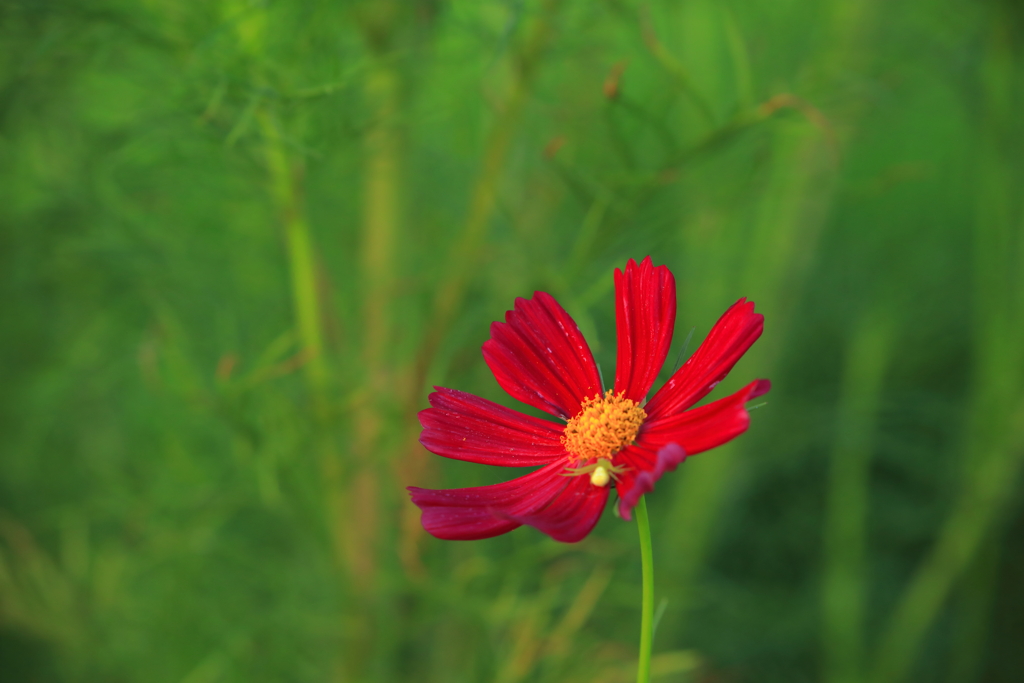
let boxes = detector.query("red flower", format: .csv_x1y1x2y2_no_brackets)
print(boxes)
408,257,769,542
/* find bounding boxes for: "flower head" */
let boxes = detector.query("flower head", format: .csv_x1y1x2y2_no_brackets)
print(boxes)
408,257,770,542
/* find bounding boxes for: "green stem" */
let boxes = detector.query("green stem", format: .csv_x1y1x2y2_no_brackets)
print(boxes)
636,496,654,683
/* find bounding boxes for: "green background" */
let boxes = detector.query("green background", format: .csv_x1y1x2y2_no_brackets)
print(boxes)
2,1,1022,681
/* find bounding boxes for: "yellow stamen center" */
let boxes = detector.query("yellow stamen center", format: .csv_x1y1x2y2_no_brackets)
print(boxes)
562,390,646,464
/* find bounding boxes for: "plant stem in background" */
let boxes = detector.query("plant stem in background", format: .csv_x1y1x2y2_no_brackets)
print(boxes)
258,87,352,683
870,15,1024,682
660,0,878,637
870,404,1024,683
639,5,715,127
412,0,559,395
257,111,329,396
360,62,400,392
947,542,1000,683
347,49,402,590
822,313,892,683
230,0,329,397
341,11,407,678
660,117,838,628
636,496,654,683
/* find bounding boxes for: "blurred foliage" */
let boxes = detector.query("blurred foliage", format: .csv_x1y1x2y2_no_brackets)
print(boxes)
1,0,1023,682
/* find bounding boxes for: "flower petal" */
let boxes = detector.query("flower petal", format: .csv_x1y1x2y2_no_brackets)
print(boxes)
643,298,764,420
613,257,677,402
614,379,770,518
614,443,688,520
419,387,566,467
408,489,519,540
641,379,771,455
483,292,602,419
408,462,577,541
502,474,608,542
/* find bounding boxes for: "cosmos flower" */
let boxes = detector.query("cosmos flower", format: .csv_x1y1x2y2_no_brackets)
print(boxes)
408,257,769,542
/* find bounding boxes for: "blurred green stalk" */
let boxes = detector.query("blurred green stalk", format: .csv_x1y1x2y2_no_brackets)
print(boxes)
229,6,360,678
661,0,879,632
347,50,402,589
870,15,1024,682
257,111,329,394
360,56,400,396
413,0,559,394
662,120,841,621
227,0,330,395
338,10,410,679
822,313,893,683
871,411,1024,683
947,541,1000,683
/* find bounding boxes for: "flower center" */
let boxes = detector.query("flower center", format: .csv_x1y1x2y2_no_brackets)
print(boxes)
561,390,646,463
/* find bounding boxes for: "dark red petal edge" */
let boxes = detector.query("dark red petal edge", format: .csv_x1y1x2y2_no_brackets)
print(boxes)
419,387,566,467
498,474,608,543
641,379,771,455
483,291,602,419
615,443,687,520
615,379,771,519
408,461,606,542
613,257,677,402
643,298,764,419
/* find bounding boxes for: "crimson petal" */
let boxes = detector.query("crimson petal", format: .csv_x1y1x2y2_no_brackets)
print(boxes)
408,462,574,541
615,443,688,520
614,379,770,518
419,387,566,467
643,298,763,420
483,292,602,419
613,257,677,402
502,474,608,542
641,379,771,455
